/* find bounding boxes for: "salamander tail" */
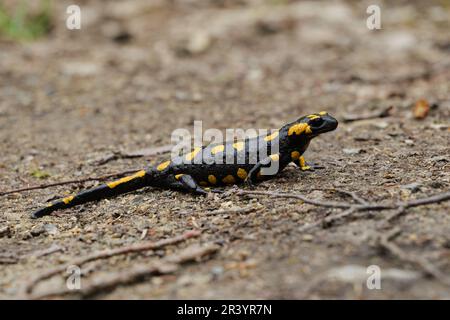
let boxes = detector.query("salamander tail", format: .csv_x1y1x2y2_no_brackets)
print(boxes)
31,170,149,218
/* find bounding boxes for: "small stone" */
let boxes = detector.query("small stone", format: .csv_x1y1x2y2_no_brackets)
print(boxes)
430,181,443,189
0,226,10,237
429,123,448,130
401,183,421,193
382,31,416,52
374,121,389,129
62,61,101,77
186,32,212,55
404,139,414,145
44,224,59,235
430,156,448,163
30,225,46,237
192,92,203,102
211,266,224,276
343,148,362,155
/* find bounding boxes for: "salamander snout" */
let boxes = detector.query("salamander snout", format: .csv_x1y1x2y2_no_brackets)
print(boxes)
307,112,338,135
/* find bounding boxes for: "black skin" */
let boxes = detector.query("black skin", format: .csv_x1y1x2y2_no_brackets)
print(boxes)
31,113,338,218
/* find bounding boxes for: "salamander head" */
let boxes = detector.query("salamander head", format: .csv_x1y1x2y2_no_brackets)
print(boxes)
286,111,338,139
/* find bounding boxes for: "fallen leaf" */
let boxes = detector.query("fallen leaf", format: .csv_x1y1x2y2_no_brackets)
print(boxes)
413,99,430,119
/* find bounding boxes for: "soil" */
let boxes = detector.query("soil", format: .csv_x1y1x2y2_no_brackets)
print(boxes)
0,0,449,299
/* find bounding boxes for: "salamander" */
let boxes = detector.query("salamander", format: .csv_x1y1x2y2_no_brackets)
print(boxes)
31,112,338,218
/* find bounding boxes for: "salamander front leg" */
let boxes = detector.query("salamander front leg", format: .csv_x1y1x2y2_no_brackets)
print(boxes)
293,156,315,171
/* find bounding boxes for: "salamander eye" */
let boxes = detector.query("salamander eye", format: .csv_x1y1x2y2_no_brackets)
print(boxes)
309,117,324,127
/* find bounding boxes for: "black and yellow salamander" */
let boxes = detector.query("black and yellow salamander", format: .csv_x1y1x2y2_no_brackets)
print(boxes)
31,112,338,218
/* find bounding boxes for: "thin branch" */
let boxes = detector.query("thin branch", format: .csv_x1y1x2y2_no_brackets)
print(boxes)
92,145,173,166
0,145,173,196
236,190,450,212
236,190,353,209
297,207,356,233
333,190,368,205
381,205,407,226
32,263,177,299
237,189,450,235
0,169,139,197
23,230,200,296
378,229,450,286
405,192,450,208
342,106,393,123
206,206,261,216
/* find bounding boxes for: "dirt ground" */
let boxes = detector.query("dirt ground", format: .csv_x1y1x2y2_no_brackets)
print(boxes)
0,0,449,299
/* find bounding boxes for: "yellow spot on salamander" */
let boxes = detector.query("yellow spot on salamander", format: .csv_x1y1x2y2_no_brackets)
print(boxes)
107,170,146,189
175,174,184,180
288,123,312,136
307,115,320,120
199,181,208,186
269,154,280,162
185,147,202,162
157,160,171,171
237,168,247,179
208,175,217,184
232,141,244,151
62,195,74,204
222,175,236,184
264,130,279,142
291,151,300,160
319,111,327,115
211,145,225,154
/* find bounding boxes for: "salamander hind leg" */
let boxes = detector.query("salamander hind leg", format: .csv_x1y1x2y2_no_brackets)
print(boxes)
173,174,208,195
245,154,280,188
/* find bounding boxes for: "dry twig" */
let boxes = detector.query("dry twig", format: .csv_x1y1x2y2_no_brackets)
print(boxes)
24,230,200,296
0,145,173,196
238,189,450,234
236,189,450,214
342,106,393,122
206,206,261,216
0,170,139,197
237,189,450,287
93,145,173,165
377,228,450,286
297,207,356,233
31,243,219,299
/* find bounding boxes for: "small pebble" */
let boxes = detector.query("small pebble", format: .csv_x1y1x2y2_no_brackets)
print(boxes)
0,226,10,237
44,224,58,235
401,182,422,193
343,148,362,155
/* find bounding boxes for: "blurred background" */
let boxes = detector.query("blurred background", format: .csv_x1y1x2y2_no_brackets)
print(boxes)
1,0,448,154
0,0,449,299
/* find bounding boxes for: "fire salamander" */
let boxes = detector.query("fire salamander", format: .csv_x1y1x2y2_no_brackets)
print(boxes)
31,112,338,218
